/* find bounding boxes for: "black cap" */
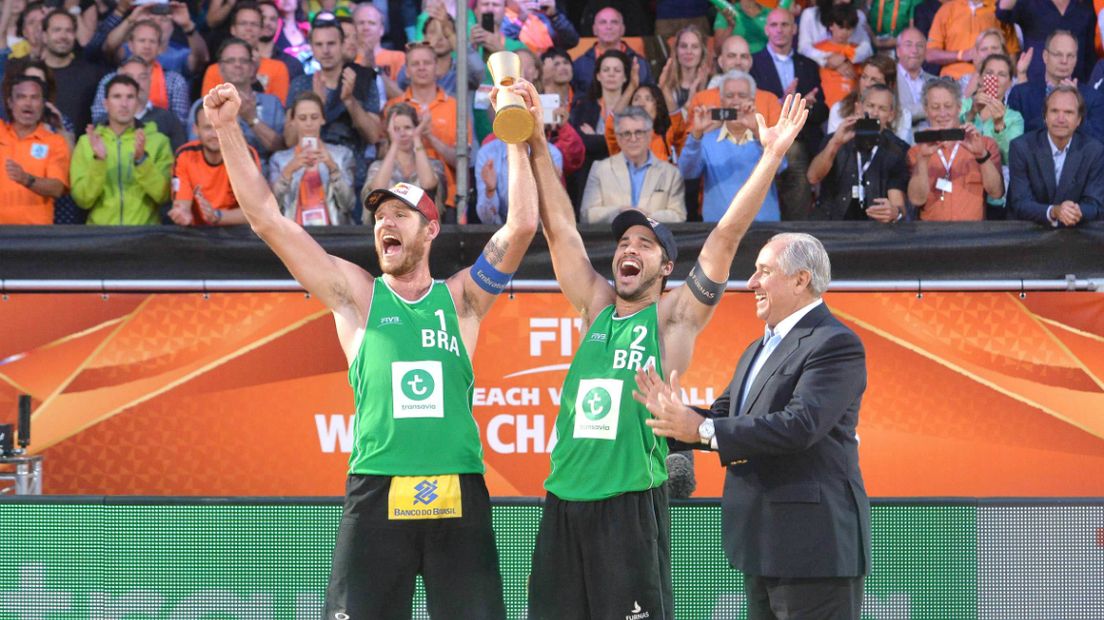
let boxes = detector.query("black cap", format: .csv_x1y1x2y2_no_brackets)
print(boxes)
611,210,678,262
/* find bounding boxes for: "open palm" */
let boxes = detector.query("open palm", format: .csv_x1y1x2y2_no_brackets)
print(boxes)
757,94,809,158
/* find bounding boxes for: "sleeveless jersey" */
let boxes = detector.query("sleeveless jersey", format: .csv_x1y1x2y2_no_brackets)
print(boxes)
545,304,668,501
347,278,484,475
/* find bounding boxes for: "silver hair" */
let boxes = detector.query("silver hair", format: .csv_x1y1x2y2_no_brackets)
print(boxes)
921,77,962,109
718,69,757,98
769,233,831,297
614,105,654,130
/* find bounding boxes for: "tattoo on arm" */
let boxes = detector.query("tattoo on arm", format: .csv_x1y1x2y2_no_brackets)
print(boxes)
484,234,509,267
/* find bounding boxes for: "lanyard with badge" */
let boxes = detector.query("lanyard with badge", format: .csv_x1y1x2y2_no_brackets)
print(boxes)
935,142,959,201
852,146,878,205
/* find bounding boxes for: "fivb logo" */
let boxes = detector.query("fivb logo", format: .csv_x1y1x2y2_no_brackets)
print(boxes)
530,317,583,357
413,479,439,505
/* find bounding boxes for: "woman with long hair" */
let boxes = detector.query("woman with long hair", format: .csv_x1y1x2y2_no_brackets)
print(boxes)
269,92,357,225
569,49,635,161
604,83,688,163
827,54,913,142
364,103,446,209
657,25,712,113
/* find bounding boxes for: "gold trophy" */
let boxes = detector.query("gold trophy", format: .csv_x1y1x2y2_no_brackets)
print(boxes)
487,51,535,144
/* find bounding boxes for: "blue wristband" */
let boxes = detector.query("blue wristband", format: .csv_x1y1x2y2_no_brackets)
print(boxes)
469,253,514,295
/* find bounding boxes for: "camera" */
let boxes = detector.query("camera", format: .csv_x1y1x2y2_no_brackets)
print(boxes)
915,128,966,143
150,3,172,15
853,115,880,152
711,108,739,122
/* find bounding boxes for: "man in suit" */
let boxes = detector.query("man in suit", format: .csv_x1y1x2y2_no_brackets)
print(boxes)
751,9,828,220
1007,30,1104,140
635,232,870,619
581,106,686,223
896,27,936,128
1008,85,1104,226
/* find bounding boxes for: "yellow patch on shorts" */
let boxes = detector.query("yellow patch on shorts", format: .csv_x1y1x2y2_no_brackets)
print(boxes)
387,475,463,520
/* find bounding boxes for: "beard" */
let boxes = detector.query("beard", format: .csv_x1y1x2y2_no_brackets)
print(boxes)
614,268,663,303
378,230,429,276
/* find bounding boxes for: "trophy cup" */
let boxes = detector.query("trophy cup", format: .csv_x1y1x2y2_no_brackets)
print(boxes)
486,51,535,144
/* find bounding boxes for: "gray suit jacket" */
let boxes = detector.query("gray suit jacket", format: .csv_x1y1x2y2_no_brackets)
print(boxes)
897,68,936,125
709,303,871,578
580,153,686,224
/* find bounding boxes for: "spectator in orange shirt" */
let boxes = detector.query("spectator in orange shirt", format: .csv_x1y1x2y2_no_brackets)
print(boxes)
0,75,69,225
385,43,471,210
908,78,1004,220
925,0,1017,80
201,2,291,102
169,107,260,227
688,35,783,127
814,4,860,108
256,1,305,81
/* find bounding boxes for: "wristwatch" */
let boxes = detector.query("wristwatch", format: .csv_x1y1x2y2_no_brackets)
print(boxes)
698,418,715,446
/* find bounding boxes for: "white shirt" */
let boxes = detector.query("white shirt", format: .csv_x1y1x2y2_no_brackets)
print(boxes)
710,298,825,450
1046,133,1071,226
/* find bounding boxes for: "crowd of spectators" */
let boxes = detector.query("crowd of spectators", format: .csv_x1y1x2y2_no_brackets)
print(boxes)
0,0,1101,228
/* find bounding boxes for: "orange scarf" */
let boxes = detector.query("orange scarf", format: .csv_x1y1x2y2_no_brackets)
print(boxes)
295,151,330,226
149,61,168,110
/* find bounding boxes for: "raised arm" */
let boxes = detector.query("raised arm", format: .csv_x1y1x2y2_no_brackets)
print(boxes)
527,84,615,325
663,95,807,328
205,84,371,317
448,82,540,320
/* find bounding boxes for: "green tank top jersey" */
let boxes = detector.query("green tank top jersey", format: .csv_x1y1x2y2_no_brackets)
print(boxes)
545,304,668,501
346,278,484,476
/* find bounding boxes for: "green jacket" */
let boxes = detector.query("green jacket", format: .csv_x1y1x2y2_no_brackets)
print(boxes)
70,123,173,226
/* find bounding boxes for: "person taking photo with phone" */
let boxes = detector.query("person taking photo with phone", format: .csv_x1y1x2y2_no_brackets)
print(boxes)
907,78,1003,220
678,70,787,222
808,83,910,221
960,52,1023,219
269,91,357,225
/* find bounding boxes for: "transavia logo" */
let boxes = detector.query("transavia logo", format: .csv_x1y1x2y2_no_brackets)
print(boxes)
401,369,434,401
626,600,650,620
413,479,439,505
581,387,612,420
379,315,401,326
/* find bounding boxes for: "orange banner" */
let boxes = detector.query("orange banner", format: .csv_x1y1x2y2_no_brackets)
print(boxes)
1,291,1102,497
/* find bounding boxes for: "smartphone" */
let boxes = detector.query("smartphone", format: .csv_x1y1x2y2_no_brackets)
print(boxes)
539,93,560,124
914,128,966,143
711,108,739,121
481,12,495,32
150,3,171,14
982,73,999,99
300,136,319,150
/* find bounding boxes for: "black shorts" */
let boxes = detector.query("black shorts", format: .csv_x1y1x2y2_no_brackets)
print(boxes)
528,486,672,620
323,473,505,620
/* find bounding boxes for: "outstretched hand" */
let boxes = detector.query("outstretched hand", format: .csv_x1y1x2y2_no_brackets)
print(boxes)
203,84,242,130
633,367,703,444
757,94,808,158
